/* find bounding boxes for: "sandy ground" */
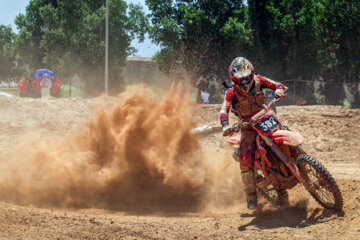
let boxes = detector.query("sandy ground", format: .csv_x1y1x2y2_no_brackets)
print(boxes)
0,94,360,239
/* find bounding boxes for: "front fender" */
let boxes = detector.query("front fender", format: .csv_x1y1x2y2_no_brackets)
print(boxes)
273,130,304,146
227,135,241,145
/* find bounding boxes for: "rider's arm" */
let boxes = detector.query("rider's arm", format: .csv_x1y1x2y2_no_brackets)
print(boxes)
220,88,235,127
257,75,285,91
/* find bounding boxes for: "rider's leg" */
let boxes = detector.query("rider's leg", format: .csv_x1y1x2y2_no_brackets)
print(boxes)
240,163,257,209
277,189,289,205
239,129,257,209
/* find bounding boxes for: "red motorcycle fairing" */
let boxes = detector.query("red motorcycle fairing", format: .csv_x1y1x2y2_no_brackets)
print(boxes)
252,108,281,136
227,135,241,145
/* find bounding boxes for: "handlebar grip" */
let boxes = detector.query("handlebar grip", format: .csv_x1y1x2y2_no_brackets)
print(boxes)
223,127,237,136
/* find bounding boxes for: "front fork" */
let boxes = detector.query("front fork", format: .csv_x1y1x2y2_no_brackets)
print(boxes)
261,135,313,190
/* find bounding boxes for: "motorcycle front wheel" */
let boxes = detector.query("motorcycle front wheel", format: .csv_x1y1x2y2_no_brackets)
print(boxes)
296,154,343,211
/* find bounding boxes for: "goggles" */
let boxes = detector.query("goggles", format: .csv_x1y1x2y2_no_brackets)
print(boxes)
232,66,253,85
235,75,253,85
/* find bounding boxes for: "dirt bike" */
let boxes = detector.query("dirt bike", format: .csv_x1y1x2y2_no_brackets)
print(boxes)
226,98,343,211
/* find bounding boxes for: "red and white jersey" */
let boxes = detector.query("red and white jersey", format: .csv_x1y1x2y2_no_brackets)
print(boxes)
220,75,285,126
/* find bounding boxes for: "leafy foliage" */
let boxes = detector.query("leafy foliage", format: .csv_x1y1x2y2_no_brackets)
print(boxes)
147,0,360,106
248,0,359,105
248,0,324,80
146,0,252,83
0,0,359,105
0,25,18,82
14,0,148,94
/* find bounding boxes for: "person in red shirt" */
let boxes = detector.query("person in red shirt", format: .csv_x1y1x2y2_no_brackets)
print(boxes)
50,75,62,97
32,75,42,98
18,76,29,97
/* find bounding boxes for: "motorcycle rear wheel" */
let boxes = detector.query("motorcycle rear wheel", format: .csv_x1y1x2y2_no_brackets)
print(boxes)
296,154,343,211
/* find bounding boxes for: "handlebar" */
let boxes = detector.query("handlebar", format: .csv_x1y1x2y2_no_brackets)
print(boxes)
224,97,282,136
267,97,280,108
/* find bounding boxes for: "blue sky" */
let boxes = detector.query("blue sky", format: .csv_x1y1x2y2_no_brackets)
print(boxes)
0,0,160,57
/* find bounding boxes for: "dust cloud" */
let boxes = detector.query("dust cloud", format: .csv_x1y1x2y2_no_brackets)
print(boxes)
0,86,243,212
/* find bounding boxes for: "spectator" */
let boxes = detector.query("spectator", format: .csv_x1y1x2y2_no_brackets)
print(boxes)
32,75,42,98
201,90,210,104
50,75,62,97
18,75,29,97
40,73,52,98
196,76,210,103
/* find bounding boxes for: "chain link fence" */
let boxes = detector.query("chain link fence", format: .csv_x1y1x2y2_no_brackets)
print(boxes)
3,69,360,108
277,80,360,108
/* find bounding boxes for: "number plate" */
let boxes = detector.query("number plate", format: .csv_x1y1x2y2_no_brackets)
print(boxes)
254,114,279,133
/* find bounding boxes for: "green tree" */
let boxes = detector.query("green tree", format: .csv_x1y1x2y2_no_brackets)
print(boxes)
15,0,148,94
0,25,17,82
248,0,360,106
146,0,252,83
248,0,324,80
317,0,360,105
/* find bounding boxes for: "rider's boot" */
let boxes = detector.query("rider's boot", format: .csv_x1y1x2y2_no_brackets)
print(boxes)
241,170,258,210
277,189,289,206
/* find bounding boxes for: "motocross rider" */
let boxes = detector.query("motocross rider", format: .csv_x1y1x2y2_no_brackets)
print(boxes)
220,57,286,209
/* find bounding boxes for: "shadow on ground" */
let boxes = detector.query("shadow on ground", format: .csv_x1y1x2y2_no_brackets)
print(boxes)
238,200,344,231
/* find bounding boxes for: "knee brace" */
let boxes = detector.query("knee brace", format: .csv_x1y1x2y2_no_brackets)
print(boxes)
239,152,253,168
241,170,256,193
232,146,240,162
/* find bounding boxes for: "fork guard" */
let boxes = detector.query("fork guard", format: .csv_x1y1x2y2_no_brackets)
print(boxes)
268,140,311,189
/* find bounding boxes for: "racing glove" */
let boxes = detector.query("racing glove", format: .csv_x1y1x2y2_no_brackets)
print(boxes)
275,89,285,98
222,125,232,136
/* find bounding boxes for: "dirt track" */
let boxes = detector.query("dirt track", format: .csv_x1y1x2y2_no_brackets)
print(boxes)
0,94,360,239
